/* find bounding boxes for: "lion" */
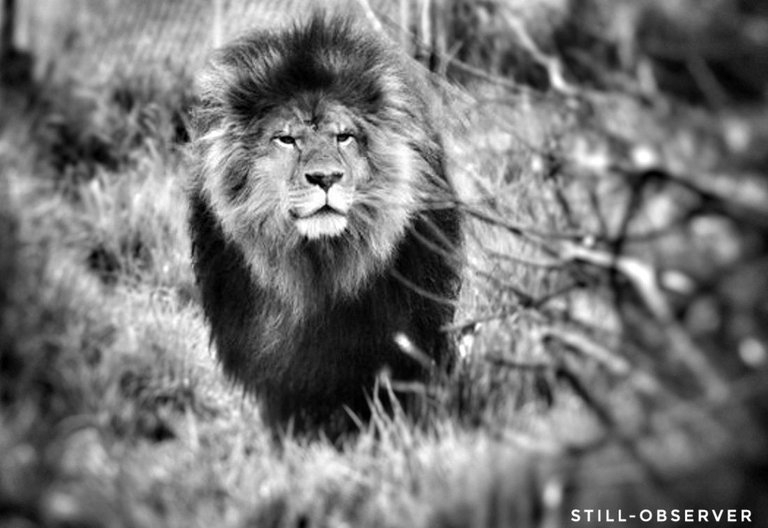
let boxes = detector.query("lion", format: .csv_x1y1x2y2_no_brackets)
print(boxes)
187,14,462,437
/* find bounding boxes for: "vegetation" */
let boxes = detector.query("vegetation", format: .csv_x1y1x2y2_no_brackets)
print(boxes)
1,1,767,526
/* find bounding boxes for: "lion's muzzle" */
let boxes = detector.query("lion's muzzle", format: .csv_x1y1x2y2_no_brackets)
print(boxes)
294,208,348,239
291,183,352,239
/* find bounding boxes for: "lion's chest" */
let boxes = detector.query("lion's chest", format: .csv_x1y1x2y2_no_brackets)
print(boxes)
285,282,423,386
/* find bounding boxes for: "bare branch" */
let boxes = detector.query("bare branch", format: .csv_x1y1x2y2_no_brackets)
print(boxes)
558,241,729,401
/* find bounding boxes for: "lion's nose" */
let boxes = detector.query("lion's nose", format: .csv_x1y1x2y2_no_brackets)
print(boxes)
305,171,343,191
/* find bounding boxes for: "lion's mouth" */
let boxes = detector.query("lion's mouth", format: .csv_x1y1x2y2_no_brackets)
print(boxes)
294,207,348,238
293,203,347,218
312,204,343,216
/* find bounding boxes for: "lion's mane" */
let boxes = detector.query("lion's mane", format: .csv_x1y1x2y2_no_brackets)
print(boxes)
188,15,462,435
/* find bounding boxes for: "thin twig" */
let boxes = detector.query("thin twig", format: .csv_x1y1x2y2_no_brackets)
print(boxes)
461,203,587,241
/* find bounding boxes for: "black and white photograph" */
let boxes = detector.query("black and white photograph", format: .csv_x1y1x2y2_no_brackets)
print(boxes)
1,1,767,526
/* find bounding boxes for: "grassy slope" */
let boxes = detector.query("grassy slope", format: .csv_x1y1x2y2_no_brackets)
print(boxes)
0,103,568,528
0,71,567,528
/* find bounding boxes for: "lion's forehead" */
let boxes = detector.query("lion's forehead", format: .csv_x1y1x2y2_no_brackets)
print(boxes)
262,100,359,137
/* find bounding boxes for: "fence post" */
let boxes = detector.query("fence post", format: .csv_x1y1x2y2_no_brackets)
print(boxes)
1,0,33,87
1,0,16,61
399,0,411,55
212,0,222,48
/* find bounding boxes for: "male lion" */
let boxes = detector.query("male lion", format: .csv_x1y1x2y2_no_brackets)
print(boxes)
188,14,462,436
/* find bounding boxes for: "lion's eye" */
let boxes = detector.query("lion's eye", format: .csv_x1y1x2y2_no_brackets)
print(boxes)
336,133,354,144
275,135,296,146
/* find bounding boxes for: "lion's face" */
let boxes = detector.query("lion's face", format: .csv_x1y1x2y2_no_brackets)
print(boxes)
199,95,424,255
191,19,447,305
262,102,367,239
195,94,427,303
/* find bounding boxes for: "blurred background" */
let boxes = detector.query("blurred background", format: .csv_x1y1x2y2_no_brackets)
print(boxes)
2,1,768,527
